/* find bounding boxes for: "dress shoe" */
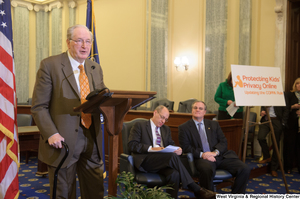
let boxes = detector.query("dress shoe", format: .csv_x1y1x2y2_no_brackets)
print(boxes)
285,169,291,174
271,170,278,177
258,157,271,164
194,187,216,199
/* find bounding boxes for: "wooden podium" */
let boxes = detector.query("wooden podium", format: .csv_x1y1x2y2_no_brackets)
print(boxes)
74,89,156,196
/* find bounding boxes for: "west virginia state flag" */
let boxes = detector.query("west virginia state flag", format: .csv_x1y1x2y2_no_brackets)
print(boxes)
86,0,100,64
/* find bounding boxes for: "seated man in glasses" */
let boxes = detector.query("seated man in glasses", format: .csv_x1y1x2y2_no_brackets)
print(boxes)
178,100,251,193
128,105,216,199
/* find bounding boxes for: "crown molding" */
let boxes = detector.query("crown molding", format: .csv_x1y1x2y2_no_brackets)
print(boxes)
274,0,284,21
11,0,34,10
48,1,63,11
11,0,76,12
14,0,61,5
33,4,49,12
68,1,76,9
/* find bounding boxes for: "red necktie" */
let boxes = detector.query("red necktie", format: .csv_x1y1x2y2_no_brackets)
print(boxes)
78,65,91,129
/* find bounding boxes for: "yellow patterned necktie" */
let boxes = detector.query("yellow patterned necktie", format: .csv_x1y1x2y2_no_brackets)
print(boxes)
78,64,92,129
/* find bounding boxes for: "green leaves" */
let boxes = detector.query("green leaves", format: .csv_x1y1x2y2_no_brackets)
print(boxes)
108,171,174,199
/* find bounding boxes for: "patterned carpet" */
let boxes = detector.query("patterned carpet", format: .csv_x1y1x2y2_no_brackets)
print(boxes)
18,156,300,199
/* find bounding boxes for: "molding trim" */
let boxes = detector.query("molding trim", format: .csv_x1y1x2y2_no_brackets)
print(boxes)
68,1,76,9
274,0,287,87
48,1,63,11
274,4,283,21
11,0,34,11
34,4,49,12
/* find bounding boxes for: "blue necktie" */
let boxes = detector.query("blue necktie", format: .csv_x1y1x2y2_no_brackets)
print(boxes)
198,123,210,152
155,127,161,146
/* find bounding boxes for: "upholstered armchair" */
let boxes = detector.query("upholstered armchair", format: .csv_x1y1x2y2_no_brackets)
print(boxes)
180,153,233,191
119,118,167,187
177,98,197,113
150,98,174,111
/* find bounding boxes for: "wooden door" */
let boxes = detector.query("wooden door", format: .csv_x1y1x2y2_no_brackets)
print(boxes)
285,0,300,91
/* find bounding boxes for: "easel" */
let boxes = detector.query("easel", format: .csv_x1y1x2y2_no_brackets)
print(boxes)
238,106,289,193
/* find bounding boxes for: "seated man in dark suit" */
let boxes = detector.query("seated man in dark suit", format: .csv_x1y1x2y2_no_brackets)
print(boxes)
178,100,251,193
128,105,216,199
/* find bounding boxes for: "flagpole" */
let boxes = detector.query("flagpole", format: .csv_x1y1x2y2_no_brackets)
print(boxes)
91,0,94,58
86,0,106,181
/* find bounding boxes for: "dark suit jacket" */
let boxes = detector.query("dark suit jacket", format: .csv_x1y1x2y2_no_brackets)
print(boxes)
128,120,175,170
285,91,299,129
178,119,238,159
260,105,289,125
31,52,106,168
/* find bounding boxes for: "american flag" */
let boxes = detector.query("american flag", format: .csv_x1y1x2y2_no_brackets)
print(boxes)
0,0,20,198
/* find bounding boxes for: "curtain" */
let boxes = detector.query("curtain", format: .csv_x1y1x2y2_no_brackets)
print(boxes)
69,7,76,27
36,11,49,72
51,8,62,56
146,0,168,100
204,0,228,112
13,7,29,104
239,0,252,65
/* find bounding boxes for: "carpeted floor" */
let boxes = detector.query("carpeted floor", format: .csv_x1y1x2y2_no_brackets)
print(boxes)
18,156,300,199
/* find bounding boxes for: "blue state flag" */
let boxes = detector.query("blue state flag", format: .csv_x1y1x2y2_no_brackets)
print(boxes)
86,0,106,179
86,0,100,64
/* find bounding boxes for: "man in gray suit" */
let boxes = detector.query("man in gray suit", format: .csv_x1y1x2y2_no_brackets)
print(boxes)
31,24,106,199
128,105,216,199
178,100,251,193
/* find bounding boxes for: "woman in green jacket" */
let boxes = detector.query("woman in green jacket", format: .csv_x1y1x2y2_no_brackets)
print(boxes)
214,72,243,120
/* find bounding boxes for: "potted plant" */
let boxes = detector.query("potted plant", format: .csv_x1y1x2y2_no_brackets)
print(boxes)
108,171,174,199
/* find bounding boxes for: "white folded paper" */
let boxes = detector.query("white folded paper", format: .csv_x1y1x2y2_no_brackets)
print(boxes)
149,145,179,153
226,101,239,117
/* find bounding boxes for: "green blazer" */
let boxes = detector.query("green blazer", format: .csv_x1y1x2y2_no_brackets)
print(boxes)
214,80,243,113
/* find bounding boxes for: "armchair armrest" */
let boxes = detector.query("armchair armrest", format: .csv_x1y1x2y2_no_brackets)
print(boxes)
186,153,199,177
120,153,136,176
180,153,199,177
120,153,166,187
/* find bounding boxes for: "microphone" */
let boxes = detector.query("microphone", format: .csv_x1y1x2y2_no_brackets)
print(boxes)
90,66,96,89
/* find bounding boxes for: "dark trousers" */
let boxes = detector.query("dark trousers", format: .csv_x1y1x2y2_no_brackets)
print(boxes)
218,110,243,120
283,125,300,172
48,125,104,199
140,153,194,198
194,157,250,193
257,119,282,171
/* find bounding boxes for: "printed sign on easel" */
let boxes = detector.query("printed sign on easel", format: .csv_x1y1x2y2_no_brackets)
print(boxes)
231,65,285,107
233,66,289,193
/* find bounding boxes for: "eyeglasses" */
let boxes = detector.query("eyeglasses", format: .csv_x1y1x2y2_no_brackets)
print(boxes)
158,112,168,122
193,106,205,110
71,39,92,46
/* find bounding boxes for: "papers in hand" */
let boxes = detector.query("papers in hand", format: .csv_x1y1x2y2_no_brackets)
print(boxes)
149,145,180,153
226,101,239,117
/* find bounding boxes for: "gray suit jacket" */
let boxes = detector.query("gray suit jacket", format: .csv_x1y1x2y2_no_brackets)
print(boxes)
128,120,175,170
31,52,106,167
